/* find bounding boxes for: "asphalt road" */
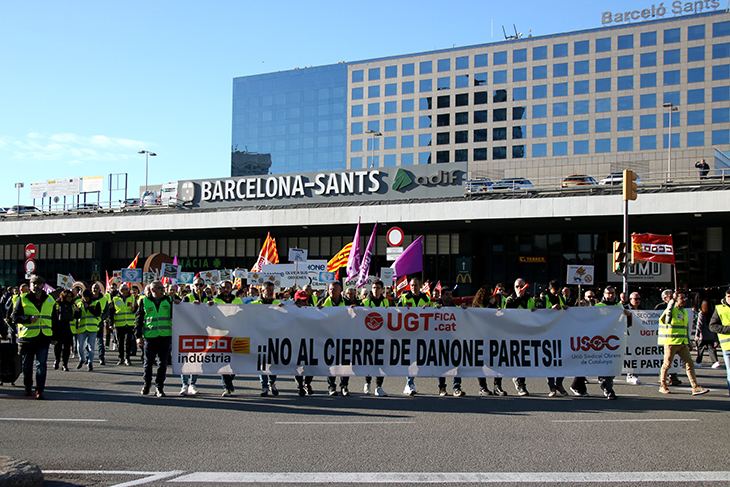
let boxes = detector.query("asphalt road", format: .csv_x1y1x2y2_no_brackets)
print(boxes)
1,355,729,487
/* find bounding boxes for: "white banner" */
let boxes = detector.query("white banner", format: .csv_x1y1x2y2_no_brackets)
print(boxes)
172,305,626,377
622,310,685,374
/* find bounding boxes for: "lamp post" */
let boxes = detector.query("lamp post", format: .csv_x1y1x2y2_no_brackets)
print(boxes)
365,129,382,168
663,103,679,182
138,150,157,193
14,182,23,209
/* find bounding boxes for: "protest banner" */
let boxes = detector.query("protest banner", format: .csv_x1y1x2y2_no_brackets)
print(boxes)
172,305,626,378
622,310,685,374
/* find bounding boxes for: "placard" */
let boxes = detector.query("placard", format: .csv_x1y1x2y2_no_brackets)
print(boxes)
567,265,595,285
381,268,395,283
121,268,143,283
160,263,182,280
289,248,308,263
233,268,248,279
178,272,195,285
200,269,220,285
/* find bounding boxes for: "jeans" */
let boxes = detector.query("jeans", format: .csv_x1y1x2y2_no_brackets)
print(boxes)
96,328,105,361
723,351,730,396
438,377,462,389
260,374,277,386
405,377,415,389
76,330,97,364
142,337,171,389
659,344,698,389
327,376,349,389
181,374,198,386
365,376,384,387
221,374,236,391
116,327,134,361
20,341,49,393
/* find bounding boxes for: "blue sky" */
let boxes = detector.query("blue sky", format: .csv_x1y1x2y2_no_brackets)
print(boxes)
0,0,706,208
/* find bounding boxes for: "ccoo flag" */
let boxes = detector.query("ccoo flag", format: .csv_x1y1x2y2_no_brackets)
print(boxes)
346,220,362,281
631,233,675,265
252,233,280,271
356,223,377,288
391,235,423,277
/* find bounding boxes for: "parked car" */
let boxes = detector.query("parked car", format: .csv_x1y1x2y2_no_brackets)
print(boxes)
466,178,493,193
141,191,161,206
6,205,41,214
160,181,178,206
599,172,643,186
561,175,598,187
69,203,102,211
0,207,8,214
120,198,141,209
492,178,534,190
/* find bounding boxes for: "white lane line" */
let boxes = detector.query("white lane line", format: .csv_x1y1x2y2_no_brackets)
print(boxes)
44,470,185,487
275,421,415,425
0,418,107,422
168,471,730,483
551,419,699,423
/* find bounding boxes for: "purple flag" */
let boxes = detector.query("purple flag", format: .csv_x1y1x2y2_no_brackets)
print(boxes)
391,235,423,277
356,223,377,288
345,219,361,281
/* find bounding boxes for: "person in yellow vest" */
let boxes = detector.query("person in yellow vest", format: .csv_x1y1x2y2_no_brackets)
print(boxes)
251,281,284,396
708,287,730,396
292,290,315,396
362,280,388,397
319,281,351,396
5,283,29,344
209,280,243,397
75,289,102,371
111,283,137,366
11,276,55,399
504,278,537,397
135,280,176,397
399,276,432,396
658,291,709,395
542,280,570,397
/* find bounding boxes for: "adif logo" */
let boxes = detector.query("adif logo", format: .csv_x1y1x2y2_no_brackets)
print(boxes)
570,335,620,352
392,169,413,191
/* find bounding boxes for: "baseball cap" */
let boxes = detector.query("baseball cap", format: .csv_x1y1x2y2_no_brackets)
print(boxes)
294,290,309,301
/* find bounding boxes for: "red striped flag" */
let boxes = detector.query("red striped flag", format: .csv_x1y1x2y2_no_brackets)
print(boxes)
328,242,353,272
128,253,140,269
252,233,279,271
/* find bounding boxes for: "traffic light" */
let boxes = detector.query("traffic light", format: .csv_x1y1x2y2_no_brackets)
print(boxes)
613,241,626,274
623,169,638,201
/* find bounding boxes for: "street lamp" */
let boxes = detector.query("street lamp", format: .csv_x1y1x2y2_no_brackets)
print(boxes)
138,150,157,193
663,103,679,182
14,182,23,209
365,129,382,168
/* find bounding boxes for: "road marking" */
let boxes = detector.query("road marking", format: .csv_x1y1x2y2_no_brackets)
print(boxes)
275,421,415,425
551,419,699,423
44,470,184,487
0,418,107,422
168,471,730,483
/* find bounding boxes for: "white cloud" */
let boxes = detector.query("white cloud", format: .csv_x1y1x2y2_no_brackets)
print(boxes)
0,132,151,164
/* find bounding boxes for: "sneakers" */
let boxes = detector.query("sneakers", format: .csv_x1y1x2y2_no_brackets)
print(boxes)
124,359,132,366
141,384,151,395
453,388,465,397
305,384,313,396
403,385,417,396
188,384,198,395
298,386,306,397
261,385,269,397
493,386,507,396
712,361,722,369
328,387,338,396
341,386,350,397
62,365,69,372
694,362,703,368
222,388,232,397
479,387,493,396
180,385,189,396
364,383,372,395
692,386,710,396
658,385,671,394
53,361,59,370
555,385,569,396
99,359,105,366
605,391,616,400
438,386,448,396
155,387,165,397
76,361,84,370
270,383,279,396
117,360,124,366
35,391,44,400
375,387,387,397
517,386,529,396
548,389,557,397
570,387,589,397
87,363,93,372
626,373,641,384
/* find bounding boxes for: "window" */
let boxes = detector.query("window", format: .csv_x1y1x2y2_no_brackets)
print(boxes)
401,135,414,148
618,34,633,50
553,102,568,116
420,61,432,74
455,149,468,162
714,43,730,59
385,65,397,78
714,20,730,37
474,91,488,104
553,141,568,155
513,68,527,81
384,136,396,149
664,91,680,105
368,85,380,98
402,99,414,112
688,46,705,62
455,130,468,143
575,80,589,94
368,103,379,115
419,152,431,164
641,32,657,47
402,63,415,76
367,120,380,132
617,55,633,70
596,58,611,72
554,43,568,57
574,140,589,154
474,148,488,160
713,129,730,145
596,37,611,52
420,79,432,92
688,110,705,125
596,78,611,92
493,89,507,103
384,119,396,132
351,122,363,134
641,114,656,129
385,83,397,96
512,126,527,140
401,153,414,165
455,93,468,106
436,132,449,145
513,107,527,120
663,111,680,127
533,143,547,157
352,70,364,82
533,65,548,79
553,82,568,97
595,138,611,153
640,93,657,108
493,127,507,140
455,75,469,88
474,129,488,142
641,52,657,67
351,157,363,168
574,60,590,75
664,28,681,44
688,24,705,40
438,58,450,72
474,110,488,123
402,81,415,94
574,120,589,134
513,48,527,63
663,133,680,148
401,117,414,130
553,122,568,136
352,87,363,100
474,72,488,85
351,105,363,117
596,98,611,112
664,70,680,85
688,67,704,83
595,118,611,133
574,40,589,55
474,53,488,67
640,135,656,150
437,77,450,90
494,70,507,84
617,137,633,151
617,96,633,111
351,140,363,152
419,115,432,128
713,86,730,101
664,49,681,64
688,88,704,104
513,145,525,158
494,147,507,159
713,64,730,79
534,85,547,98
494,51,507,65
455,56,469,70
437,95,450,108
493,108,507,121
419,133,432,147
420,97,432,110
687,132,704,147
618,116,633,131
533,104,547,118
513,87,527,100
640,72,657,88
553,63,568,77
533,46,548,60
384,101,396,114
437,113,450,127
713,107,730,123
369,68,380,81
533,123,547,137
617,75,633,90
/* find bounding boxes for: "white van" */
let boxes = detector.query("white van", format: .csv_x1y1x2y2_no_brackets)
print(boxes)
160,181,178,206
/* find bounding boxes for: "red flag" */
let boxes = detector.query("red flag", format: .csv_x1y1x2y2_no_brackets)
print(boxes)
435,281,442,293
105,271,111,291
631,234,675,265
396,276,410,297
252,233,279,271
334,269,340,281
420,281,431,298
128,252,140,269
